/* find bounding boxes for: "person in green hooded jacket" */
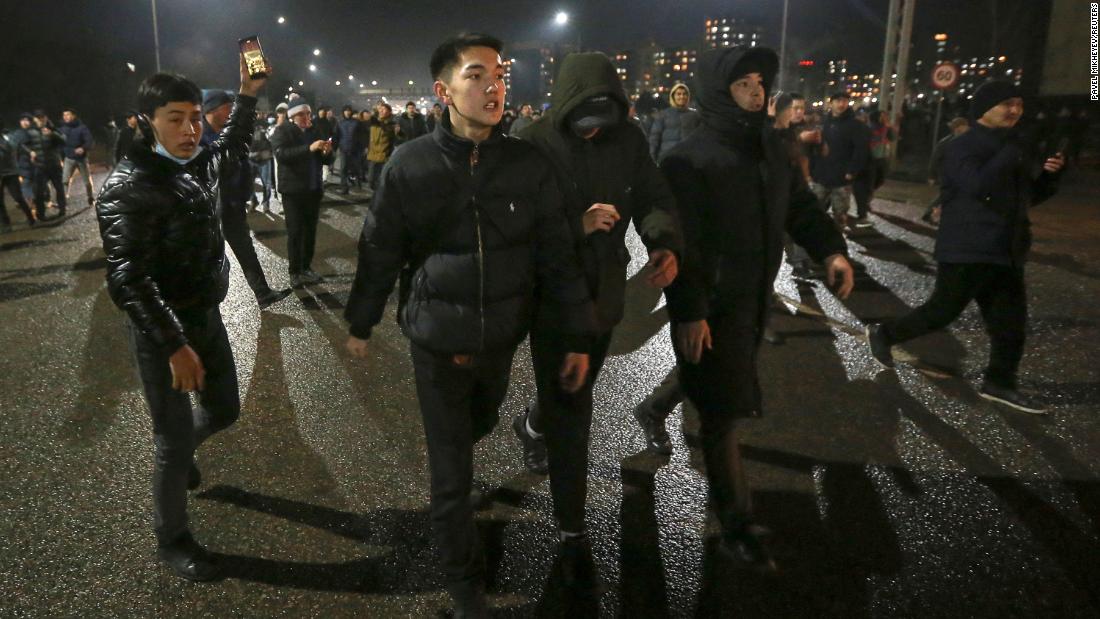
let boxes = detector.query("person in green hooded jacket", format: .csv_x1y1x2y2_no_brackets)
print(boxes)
513,51,683,593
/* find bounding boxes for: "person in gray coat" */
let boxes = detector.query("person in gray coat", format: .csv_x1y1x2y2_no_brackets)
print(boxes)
648,82,700,161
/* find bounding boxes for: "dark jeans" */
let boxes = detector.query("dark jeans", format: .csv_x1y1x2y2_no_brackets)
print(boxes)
281,191,322,274
127,307,240,545
410,343,516,591
340,149,362,191
253,160,272,206
0,175,33,225
527,330,614,534
883,262,1027,389
35,165,66,216
367,160,385,190
852,170,873,219
219,199,273,298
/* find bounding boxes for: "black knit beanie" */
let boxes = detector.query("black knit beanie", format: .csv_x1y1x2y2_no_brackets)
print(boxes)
970,79,1020,121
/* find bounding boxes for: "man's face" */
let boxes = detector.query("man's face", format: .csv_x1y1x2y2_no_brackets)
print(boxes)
433,104,443,116
790,100,806,124
62,111,76,124
407,104,416,115
292,110,312,129
378,106,391,119
979,98,1023,129
830,97,850,116
775,107,793,128
19,118,31,129
520,104,532,117
205,102,231,131
672,88,689,108
343,109,353,118
34,116,47,127
729,73,765,112
126,116,138,128
149,101,203,159
435,45,506,129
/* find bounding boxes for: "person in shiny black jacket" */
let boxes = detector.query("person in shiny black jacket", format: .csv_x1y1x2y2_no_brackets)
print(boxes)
658,45,854,572
95,57,264,583
344,34,593,618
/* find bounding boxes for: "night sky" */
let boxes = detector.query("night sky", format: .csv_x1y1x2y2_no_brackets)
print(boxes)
1,0,1049,128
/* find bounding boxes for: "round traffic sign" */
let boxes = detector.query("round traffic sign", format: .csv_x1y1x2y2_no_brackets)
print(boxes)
931,62,960,90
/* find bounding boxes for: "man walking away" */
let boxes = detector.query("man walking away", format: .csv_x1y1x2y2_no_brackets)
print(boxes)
866,80,1064,414
59,108,96,206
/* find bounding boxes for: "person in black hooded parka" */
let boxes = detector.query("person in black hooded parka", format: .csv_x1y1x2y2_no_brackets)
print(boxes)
658,45,854,571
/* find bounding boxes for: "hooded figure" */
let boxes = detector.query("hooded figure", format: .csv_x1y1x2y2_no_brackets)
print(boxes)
639,45,853,571
648,82,701,160
513,52,683,590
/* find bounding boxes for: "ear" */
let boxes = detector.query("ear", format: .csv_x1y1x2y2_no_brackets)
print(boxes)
433,80,450,105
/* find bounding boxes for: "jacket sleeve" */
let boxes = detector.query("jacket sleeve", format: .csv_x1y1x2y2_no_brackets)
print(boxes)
786,168,848,263
660,153,710,322
1030,168,1061,207
943,137,1022,198
96,182,188,353
344,162,410,339
205,95,257,170
648,112,665,160
81,125,95,149
628,127,683,257
533,166,596,352
271,124,313,163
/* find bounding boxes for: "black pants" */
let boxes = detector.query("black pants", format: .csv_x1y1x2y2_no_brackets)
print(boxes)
367,160,385,190
36,165,66,217
281,191,323,274
852,170,873,219
0,175,33,225
410,343,517,591
527,330,614,534
883,262,1027,389
128,307,240,545
340,150,362,191
219,199,273,298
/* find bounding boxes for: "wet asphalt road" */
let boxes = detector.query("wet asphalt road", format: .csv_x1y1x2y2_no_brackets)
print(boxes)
1,170,1098,618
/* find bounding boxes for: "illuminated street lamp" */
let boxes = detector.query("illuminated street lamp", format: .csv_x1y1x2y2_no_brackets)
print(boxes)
335,80,341,86
408,80,415,86
298,80,304,86
313,48,321,56
371,80,378,86
309,64,317,72
277,16,286,24
348,74,354,80
554,11,569,26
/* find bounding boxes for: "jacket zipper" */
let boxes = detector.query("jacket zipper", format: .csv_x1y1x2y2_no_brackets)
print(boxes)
471,144,486,352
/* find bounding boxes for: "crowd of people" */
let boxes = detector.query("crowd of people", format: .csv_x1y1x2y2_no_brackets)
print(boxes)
8,26,1065,617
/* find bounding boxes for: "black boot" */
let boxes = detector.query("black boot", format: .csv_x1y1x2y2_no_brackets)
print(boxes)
632,398,673,455
512,408,548,475
718,518,778,573
559,534,603,595
257,287,293,310
157,531,219,582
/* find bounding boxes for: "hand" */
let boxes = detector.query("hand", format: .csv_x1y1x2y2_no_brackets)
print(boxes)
309,140,328,152
169,345,205,392
452,354,473,367
29,152,37,162
675,320,712,364
75,147,85,156
825,254,855,299
844,173,854,182
238,52,269,97
644,249,678,288
346,336,369,358
559,352,590,393
1043,154,1065,173
582,203,621,235
799,129,821,144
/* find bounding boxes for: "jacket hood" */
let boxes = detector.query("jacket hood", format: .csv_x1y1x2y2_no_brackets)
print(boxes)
550,52,630,132
669,83,691,107
694,46,778,136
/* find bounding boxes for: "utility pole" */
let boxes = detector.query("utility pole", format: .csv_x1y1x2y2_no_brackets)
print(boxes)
151,0,162,72
879,0,916,166
879,0,900,119
778,0,790,92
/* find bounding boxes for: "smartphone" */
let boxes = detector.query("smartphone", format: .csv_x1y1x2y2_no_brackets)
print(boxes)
238,35,269,80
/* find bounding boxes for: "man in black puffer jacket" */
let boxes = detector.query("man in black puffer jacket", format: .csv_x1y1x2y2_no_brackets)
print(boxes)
512,51,682,592
344,33,593,618
96,59,264,583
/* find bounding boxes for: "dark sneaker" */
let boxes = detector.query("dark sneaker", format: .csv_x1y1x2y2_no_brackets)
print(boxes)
979,383,1048,414
853,217,873,228
187,463,202,491
632,399,673,456
718,523,778,574
157,532,219,582
257,287,293,310
301,269,325,285
289,273,307,289
512,410,549,475
559,534,603,595
865,323,895,369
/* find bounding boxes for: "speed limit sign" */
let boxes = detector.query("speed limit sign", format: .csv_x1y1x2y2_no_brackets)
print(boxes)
931,62,960,90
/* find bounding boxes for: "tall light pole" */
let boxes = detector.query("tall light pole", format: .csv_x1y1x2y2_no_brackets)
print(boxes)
777,0,790,92
151,0,161,72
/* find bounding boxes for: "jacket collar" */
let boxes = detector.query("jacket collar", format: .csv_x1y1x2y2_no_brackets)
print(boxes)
431,109,505,160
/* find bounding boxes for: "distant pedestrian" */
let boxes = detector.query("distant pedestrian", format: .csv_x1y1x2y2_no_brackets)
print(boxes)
867,80,1065,414
648,82,700,161
0,121,35,230
59,108,96,207
365,102,396,190
810,91,869,231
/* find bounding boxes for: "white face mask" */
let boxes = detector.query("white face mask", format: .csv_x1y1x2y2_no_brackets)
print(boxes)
153,141,204,165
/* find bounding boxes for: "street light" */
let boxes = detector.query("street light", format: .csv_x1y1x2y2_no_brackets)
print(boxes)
298,80,304,86
309,64,317,72
348,74,354,80
335,80,341,86
359,83,365,88
371,80,378,86
408,80,415,86
554,11,569,26
277,16,285,24
313,48,321,56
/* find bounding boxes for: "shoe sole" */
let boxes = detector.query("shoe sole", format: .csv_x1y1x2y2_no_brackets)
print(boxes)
979,391,1048,415
864,326,895,369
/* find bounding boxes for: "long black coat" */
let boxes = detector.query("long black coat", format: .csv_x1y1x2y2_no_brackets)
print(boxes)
344,111,594,355
936,124,1060,266
96,96,257,353
270,121,335,194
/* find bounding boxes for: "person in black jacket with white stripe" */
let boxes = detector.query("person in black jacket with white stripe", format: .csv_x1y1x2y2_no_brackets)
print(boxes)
95,55,265,582
344,33,593,618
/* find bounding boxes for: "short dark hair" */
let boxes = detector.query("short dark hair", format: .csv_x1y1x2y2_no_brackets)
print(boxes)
379,102,392,113
430,32,503,80
137,73,201,118
406,101,416,107
124,110,139,119
789,92,805,101
62,107,77,115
